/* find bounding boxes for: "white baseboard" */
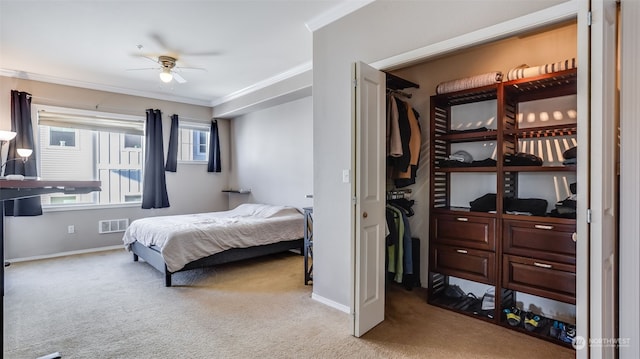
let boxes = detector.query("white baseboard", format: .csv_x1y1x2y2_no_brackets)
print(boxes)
7,245,123,263
311,292,351,314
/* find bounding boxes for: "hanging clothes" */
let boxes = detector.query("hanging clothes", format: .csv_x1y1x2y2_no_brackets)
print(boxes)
385,201,415,284
386,95,422,188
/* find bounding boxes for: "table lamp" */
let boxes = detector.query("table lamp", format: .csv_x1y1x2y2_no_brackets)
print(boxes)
0,130,16,146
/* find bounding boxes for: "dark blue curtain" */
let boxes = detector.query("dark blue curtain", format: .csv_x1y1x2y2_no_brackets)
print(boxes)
5,90,42,216
207,119,221,173
141,109,170,209
165,114,178,172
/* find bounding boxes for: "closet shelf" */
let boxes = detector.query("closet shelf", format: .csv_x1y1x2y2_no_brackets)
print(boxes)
502,165,576,172
431,85,498,106
504,124,577,138
385,71,420,90
437,130,498,142
434,167,497,173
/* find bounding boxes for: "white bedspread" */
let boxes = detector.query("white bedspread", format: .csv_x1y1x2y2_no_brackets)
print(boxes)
122,203,304,272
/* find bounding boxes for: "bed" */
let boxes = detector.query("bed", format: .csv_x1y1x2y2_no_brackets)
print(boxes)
123,203,305,286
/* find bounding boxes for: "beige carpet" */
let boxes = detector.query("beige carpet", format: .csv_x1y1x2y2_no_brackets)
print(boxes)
3,250,575,359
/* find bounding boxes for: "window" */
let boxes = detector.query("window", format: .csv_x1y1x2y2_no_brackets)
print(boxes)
178,123,209,162
35,105,145,207
49,127,77,147
124,134,142,149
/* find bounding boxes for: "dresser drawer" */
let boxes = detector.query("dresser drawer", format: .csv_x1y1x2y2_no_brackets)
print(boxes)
503,219,576,264
432,214,496,251
503,254,575,304
430,244,495,285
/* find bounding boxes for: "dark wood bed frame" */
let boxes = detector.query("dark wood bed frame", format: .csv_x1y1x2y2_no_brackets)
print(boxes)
130,238,304,286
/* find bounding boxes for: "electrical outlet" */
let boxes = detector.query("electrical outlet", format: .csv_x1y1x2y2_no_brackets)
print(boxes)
67,225,75,234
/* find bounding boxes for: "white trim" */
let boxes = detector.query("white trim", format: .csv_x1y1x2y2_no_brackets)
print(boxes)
371,0,578,71
619,0,640,357
210,62,312,107
42,202,142,213
179,121,210,131
304,0,375,32
0,69,212,107
213,85,311,119
7,245,123,263
311,292,351,314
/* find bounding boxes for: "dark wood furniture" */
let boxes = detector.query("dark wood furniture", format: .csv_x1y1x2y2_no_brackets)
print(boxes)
427,69,577,346
1,179,102,296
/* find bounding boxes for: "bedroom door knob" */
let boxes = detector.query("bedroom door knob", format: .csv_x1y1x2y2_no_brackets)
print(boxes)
363,212,368,218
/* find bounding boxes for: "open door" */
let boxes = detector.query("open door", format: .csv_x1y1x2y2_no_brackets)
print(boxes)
352,61,386,337
586,0,619,357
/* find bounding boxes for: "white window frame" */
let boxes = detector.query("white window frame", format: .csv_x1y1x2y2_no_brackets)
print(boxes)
177,121,210,164
32,104,145,211
47,126,79,149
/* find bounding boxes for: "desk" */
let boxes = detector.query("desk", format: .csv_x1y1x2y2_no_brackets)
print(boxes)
0,179,101,295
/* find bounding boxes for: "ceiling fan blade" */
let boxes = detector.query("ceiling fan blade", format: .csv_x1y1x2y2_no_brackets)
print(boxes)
172,72,187,84
150,33,172,53
180,50,221,57
126,67,159,71
175,66,207,72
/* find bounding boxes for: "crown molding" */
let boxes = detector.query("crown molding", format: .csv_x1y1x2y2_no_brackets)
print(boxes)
0,69,213,107
304,0,375,32
210,61,312,107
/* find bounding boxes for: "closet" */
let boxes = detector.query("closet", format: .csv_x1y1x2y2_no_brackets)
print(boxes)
385,72,421,290
384,21,578,348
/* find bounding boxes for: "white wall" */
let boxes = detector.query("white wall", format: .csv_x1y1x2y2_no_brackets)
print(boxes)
228,96,313,210
312,0,570,309
1,76,230,260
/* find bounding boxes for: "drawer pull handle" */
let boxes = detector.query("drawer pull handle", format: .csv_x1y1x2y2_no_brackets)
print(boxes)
534,224,554,230
533,262,553,269
456,217,469,222
456,249,468,254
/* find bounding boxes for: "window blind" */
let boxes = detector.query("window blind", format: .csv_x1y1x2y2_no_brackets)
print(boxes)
37,110,144,136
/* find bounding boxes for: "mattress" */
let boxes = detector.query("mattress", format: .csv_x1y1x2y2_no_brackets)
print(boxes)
123,203,304,272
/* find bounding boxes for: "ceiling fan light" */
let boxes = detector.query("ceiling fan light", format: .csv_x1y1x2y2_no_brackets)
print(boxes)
159,69,173,83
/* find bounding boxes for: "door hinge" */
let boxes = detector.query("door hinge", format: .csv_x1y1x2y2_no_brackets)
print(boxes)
586,208,592,223
352,196,357,205
353,79,358,88
587,11,592,26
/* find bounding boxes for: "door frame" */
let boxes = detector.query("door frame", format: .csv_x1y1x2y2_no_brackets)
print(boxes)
352,1,614,353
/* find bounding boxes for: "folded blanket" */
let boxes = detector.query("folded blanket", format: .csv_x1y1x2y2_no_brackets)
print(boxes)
435,71,503,94
506,58,576,81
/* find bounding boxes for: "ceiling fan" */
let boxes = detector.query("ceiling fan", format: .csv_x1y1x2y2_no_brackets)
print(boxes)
128,35,217,84
128,55,205,84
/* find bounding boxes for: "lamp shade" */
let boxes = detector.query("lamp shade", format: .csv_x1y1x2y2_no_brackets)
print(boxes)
17,148,33,158
0,130,17,142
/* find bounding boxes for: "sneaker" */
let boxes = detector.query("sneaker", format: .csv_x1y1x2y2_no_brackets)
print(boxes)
503,307,522,327
524,312,545,331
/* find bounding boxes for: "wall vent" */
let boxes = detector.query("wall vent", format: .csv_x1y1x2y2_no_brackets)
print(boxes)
98,218,129,234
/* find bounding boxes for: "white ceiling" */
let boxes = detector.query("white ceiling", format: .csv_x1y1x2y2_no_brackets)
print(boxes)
0,0,368,107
